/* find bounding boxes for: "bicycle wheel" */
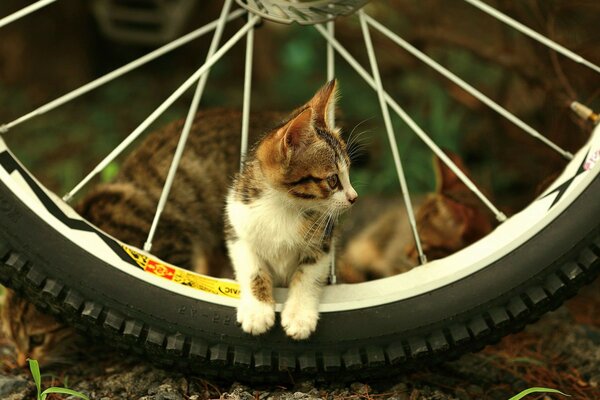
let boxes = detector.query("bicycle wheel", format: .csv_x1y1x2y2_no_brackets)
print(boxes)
1,0,599,383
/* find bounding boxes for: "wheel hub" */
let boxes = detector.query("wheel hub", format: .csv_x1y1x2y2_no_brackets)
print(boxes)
235,0,370,25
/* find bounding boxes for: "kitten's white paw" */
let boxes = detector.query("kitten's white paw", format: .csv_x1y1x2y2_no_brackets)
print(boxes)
281,304,319,340
237,299,275,335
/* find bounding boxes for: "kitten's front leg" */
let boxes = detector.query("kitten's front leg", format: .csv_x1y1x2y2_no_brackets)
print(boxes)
281,254,330,340
228,239,275,335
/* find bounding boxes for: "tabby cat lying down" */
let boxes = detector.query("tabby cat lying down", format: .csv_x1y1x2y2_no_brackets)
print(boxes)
338,153,495,282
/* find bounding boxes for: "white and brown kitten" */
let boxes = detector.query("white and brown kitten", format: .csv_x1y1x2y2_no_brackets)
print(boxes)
225,80,357,340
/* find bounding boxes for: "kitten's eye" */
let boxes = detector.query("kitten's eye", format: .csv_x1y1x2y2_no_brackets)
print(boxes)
327,174,339,189
29,334,45,347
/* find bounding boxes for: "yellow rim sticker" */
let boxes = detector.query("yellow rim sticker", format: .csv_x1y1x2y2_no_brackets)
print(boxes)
121,245,241,299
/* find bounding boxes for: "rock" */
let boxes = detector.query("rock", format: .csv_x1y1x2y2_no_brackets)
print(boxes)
148,383,183,400
293,380,315,393
390,382,409,394
6,395,26,400
222,385,255,400
350,383,371,394
0,375,29,396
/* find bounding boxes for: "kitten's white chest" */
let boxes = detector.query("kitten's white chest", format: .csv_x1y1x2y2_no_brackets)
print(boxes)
227,191,303,283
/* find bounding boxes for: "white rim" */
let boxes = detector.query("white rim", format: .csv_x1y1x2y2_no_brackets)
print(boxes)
0,124,598,312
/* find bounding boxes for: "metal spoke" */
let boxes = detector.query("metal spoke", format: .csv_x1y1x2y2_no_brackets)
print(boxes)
463,0,600,75
63,14,260,202
144,0,234,252
0,0,57,29
240,13,257,169
326,19,337,284
0,9,246,134
326,20,336,127
363,13,573,160
314,23,507,223
359,11,426,265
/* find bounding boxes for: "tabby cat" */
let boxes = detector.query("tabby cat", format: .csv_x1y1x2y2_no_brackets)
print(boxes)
338,153,495,282
1,289,83,367
225,80,357,340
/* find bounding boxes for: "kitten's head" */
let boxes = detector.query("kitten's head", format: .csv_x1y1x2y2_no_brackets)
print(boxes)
256,80,358,212
1,290,82,367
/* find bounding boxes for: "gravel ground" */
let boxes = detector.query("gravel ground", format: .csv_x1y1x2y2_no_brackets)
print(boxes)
1,280,599,400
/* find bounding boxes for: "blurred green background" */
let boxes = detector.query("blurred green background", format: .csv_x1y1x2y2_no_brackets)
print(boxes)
0,0,599,215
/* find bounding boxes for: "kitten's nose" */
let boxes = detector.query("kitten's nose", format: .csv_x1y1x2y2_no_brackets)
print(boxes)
346,189,358,204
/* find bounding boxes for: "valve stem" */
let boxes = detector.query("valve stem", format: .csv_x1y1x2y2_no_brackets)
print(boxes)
571,101,600,125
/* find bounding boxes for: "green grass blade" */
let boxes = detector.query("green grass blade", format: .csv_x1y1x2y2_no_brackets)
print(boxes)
41,387,90,400
509,387,570,400
27,359,42,399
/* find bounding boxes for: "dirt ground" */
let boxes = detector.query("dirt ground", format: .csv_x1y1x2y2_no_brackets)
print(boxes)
0,277,598,400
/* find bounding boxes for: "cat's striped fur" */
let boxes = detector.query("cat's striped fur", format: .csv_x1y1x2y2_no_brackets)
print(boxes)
226,80,358,339
1,290,85,367
77,108,286,277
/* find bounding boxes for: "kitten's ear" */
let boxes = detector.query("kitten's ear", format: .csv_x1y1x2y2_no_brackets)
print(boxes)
309,79,338,129
280,107,314,152
434,152,467,194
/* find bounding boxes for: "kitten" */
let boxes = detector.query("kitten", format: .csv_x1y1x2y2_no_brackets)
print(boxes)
1,289,83,367
338,152,494,282
225,80,357,340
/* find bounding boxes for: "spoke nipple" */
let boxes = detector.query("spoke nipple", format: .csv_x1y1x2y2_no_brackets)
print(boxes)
419,254,428,265
328,274,337,285
143,242,153,252
0,124,8,134
496,212,508,222
570,101,599,125
62,192,73,202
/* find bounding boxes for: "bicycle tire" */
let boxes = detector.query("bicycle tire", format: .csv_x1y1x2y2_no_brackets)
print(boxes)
0,132,598,383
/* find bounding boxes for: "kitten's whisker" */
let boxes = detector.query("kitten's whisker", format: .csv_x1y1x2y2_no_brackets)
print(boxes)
346,129,372,152
345,118,373,149
348,132,372,146
348,143,370,162
310,206,336,247
318,213,333,245
347,134,373,162
348,127,371,144
347,133,372,153
304,207,333,245
348,142,370,155
305,210,330,241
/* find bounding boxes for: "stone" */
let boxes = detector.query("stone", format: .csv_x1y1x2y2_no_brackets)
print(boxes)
0,375,28,396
